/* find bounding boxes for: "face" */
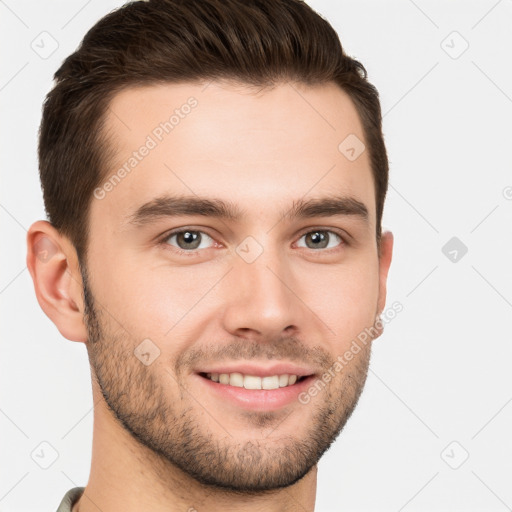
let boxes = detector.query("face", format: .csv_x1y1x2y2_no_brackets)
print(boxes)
82,80,391,491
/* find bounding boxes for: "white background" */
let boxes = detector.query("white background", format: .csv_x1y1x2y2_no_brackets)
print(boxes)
1,1,512,511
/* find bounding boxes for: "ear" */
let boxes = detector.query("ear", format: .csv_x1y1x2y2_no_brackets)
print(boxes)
26,220,88,343
377,230,393,315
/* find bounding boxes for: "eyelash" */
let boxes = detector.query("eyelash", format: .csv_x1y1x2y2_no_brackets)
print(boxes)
158,227,348,257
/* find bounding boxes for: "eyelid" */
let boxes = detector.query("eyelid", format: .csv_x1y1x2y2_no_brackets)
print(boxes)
295,226,349,243
158,225,350,255
293,226,348,251
158,227,219,255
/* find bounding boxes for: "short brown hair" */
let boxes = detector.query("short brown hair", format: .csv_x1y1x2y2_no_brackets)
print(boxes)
38,0,388,266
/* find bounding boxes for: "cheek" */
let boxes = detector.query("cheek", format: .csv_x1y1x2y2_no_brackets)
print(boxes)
94,256,219,341
311,260,380,340
91,243,380,348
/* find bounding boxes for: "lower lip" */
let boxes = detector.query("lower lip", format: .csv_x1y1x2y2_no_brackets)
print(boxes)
194,373,315,412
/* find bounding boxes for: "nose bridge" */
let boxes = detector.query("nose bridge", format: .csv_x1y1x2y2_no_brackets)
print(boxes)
221,236,301,337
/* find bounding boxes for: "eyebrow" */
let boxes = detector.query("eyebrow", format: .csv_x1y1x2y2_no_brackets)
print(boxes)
125,194,369,227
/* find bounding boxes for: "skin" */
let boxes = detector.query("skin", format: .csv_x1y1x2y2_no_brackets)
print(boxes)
27,80,393,512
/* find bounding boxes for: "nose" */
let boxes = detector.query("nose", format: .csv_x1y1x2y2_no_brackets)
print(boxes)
220,244,305,340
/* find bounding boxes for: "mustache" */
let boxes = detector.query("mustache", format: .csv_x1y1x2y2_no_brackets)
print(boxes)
174,336,334,375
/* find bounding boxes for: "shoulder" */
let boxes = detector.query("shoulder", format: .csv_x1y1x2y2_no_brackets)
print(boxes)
56,487,85,512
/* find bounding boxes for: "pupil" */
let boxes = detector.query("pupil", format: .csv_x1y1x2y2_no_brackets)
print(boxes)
309,231,327,249
180,231,200,249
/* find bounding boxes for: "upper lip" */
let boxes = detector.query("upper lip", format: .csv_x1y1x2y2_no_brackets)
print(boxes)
195,362,317,378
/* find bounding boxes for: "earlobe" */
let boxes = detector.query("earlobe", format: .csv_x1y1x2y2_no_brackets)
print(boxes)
377,230,394,315
26,220,88,343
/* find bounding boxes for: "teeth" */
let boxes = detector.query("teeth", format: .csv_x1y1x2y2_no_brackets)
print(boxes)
262,376,279,389
205,372,301,389
230,372,244,387
244,374,262,389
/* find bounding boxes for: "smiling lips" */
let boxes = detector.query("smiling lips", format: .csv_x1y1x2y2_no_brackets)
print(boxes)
203,372,301,389
196,362,316,391
194,362,317,414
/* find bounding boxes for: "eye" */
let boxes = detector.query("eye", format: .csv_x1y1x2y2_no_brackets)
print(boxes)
159,227,346,258
161,229,216,255
295,229,344,251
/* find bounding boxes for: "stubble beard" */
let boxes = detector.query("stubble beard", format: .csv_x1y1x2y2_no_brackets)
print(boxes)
80,265,373,494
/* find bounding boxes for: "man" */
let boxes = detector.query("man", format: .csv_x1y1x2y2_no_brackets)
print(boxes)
27,0,393,510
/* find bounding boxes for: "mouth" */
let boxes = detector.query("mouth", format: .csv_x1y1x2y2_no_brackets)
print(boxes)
194,369,317,412
198,372,310,390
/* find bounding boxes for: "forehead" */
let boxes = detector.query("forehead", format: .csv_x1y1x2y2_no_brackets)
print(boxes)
94,80,375,231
